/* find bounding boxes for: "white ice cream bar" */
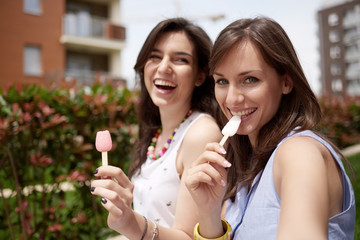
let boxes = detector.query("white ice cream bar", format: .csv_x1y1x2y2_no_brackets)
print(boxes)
219,116,241,146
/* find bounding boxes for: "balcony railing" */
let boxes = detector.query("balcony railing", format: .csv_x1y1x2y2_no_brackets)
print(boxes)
346,63,360,81
64,69,126,86
343,12,360,29
63,13,125,40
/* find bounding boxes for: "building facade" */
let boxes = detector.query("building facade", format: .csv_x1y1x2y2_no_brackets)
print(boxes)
0,0,126,87
317,0,360,96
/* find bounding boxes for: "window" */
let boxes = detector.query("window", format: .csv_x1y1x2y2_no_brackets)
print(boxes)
331,62,341,75
328,13,339,26
331,78,343,92
329,30,340,43
24,0,41,15
330,46,341,59
24,45,42,76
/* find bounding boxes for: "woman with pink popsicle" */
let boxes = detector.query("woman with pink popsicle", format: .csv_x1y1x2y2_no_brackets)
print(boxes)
90,18,222,239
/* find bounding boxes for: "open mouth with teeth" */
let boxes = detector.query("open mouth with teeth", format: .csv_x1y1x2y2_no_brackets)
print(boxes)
231,108,257,119
154,79,177,90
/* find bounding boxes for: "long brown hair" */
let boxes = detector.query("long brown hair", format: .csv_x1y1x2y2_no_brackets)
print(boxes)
129,18,220,178
210,17,346,200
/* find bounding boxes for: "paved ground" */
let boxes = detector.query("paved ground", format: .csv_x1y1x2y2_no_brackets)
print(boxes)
341,143,360,157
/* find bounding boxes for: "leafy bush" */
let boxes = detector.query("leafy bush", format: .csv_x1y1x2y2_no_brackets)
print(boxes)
0,80,138,239
346,153,360,240
318,95,360,149
0,80,359,239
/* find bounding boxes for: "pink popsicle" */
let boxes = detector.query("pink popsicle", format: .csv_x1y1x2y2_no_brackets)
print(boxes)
95,130,112,166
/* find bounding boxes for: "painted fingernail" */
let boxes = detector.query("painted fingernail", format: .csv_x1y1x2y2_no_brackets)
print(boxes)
224,160,232,168
93,169,98,174
101,198,107,204
219,147,226,154
90,187,95,192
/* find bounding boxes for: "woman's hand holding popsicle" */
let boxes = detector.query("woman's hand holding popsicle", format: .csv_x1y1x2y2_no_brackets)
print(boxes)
92,130,138,236
186,116,240,216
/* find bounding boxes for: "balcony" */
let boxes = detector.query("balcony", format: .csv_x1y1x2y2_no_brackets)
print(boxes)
64,69,126,86
346,62,360,81
61,13,126,52
346,79,360,96
343,11,360,29
345,46,360,63
343,30,360,46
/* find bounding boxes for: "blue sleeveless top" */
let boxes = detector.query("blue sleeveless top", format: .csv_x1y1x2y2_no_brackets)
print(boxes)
225,130,355,240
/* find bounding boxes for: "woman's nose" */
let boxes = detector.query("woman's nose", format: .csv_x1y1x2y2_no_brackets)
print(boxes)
226,85,244,105
157,58,172,74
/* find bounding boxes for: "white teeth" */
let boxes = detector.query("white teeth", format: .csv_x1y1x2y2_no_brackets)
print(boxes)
154,80,176,87
231,109,256,118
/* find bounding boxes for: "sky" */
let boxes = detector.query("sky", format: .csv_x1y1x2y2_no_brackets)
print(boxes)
119,0,330,94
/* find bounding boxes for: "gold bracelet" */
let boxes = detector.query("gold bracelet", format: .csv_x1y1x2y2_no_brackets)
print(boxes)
194,219,232,240
151,221,158,240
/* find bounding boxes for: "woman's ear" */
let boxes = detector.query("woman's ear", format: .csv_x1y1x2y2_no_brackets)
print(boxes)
282,74,293,94
195,71,206,87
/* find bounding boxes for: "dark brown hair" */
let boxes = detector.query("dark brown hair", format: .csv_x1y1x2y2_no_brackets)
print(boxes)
210,17,347,200
129,18,220,178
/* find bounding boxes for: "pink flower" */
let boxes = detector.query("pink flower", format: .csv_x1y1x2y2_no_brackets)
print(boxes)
48,222,62,232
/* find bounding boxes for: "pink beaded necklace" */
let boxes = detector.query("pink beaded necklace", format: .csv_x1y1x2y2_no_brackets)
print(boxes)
147,110,193,161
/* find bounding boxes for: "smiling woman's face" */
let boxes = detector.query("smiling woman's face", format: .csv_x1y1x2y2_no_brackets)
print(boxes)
144,31,200,111
213,40,292,145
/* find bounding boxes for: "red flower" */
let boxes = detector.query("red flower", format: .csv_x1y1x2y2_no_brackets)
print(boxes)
68,170,87,182
48,222,62,232
30,153,53,167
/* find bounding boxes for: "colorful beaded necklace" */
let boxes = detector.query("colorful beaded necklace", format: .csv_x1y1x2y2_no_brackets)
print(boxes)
147,109,193,161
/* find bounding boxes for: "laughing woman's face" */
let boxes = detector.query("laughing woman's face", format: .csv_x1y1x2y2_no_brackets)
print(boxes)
144,31,201,112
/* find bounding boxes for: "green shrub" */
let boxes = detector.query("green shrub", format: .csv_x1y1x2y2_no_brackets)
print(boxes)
318,95,360,149
0,81,359,239
0,81,138,239
346,153,360,240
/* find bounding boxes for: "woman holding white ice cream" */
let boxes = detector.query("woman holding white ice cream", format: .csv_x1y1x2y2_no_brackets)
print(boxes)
185,17,355,240
90,18,222,239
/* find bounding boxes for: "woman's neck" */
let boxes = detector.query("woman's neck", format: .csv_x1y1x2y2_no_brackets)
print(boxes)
159,106,191,135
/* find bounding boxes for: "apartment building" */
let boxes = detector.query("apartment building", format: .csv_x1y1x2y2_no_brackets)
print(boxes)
317,0,360,96
0,0,126,87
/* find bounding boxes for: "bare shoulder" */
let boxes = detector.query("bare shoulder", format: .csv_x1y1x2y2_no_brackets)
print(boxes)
184,115,222,145
273,135,335,194
276,135,331,166
177,115,222,172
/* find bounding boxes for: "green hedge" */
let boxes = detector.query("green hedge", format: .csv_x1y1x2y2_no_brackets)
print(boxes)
318,95,360,149
0,81,138,239
0,82,359,239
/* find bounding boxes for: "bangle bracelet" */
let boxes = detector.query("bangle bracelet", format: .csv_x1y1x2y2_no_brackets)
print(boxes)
194,219,232,240
140,216,148,240
151,221,158,240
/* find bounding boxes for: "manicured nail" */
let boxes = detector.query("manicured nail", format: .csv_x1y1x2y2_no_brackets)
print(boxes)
101,198,107,204
90,187,95,192
93,169,98,174
224,160,232,168
219,147,227,155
